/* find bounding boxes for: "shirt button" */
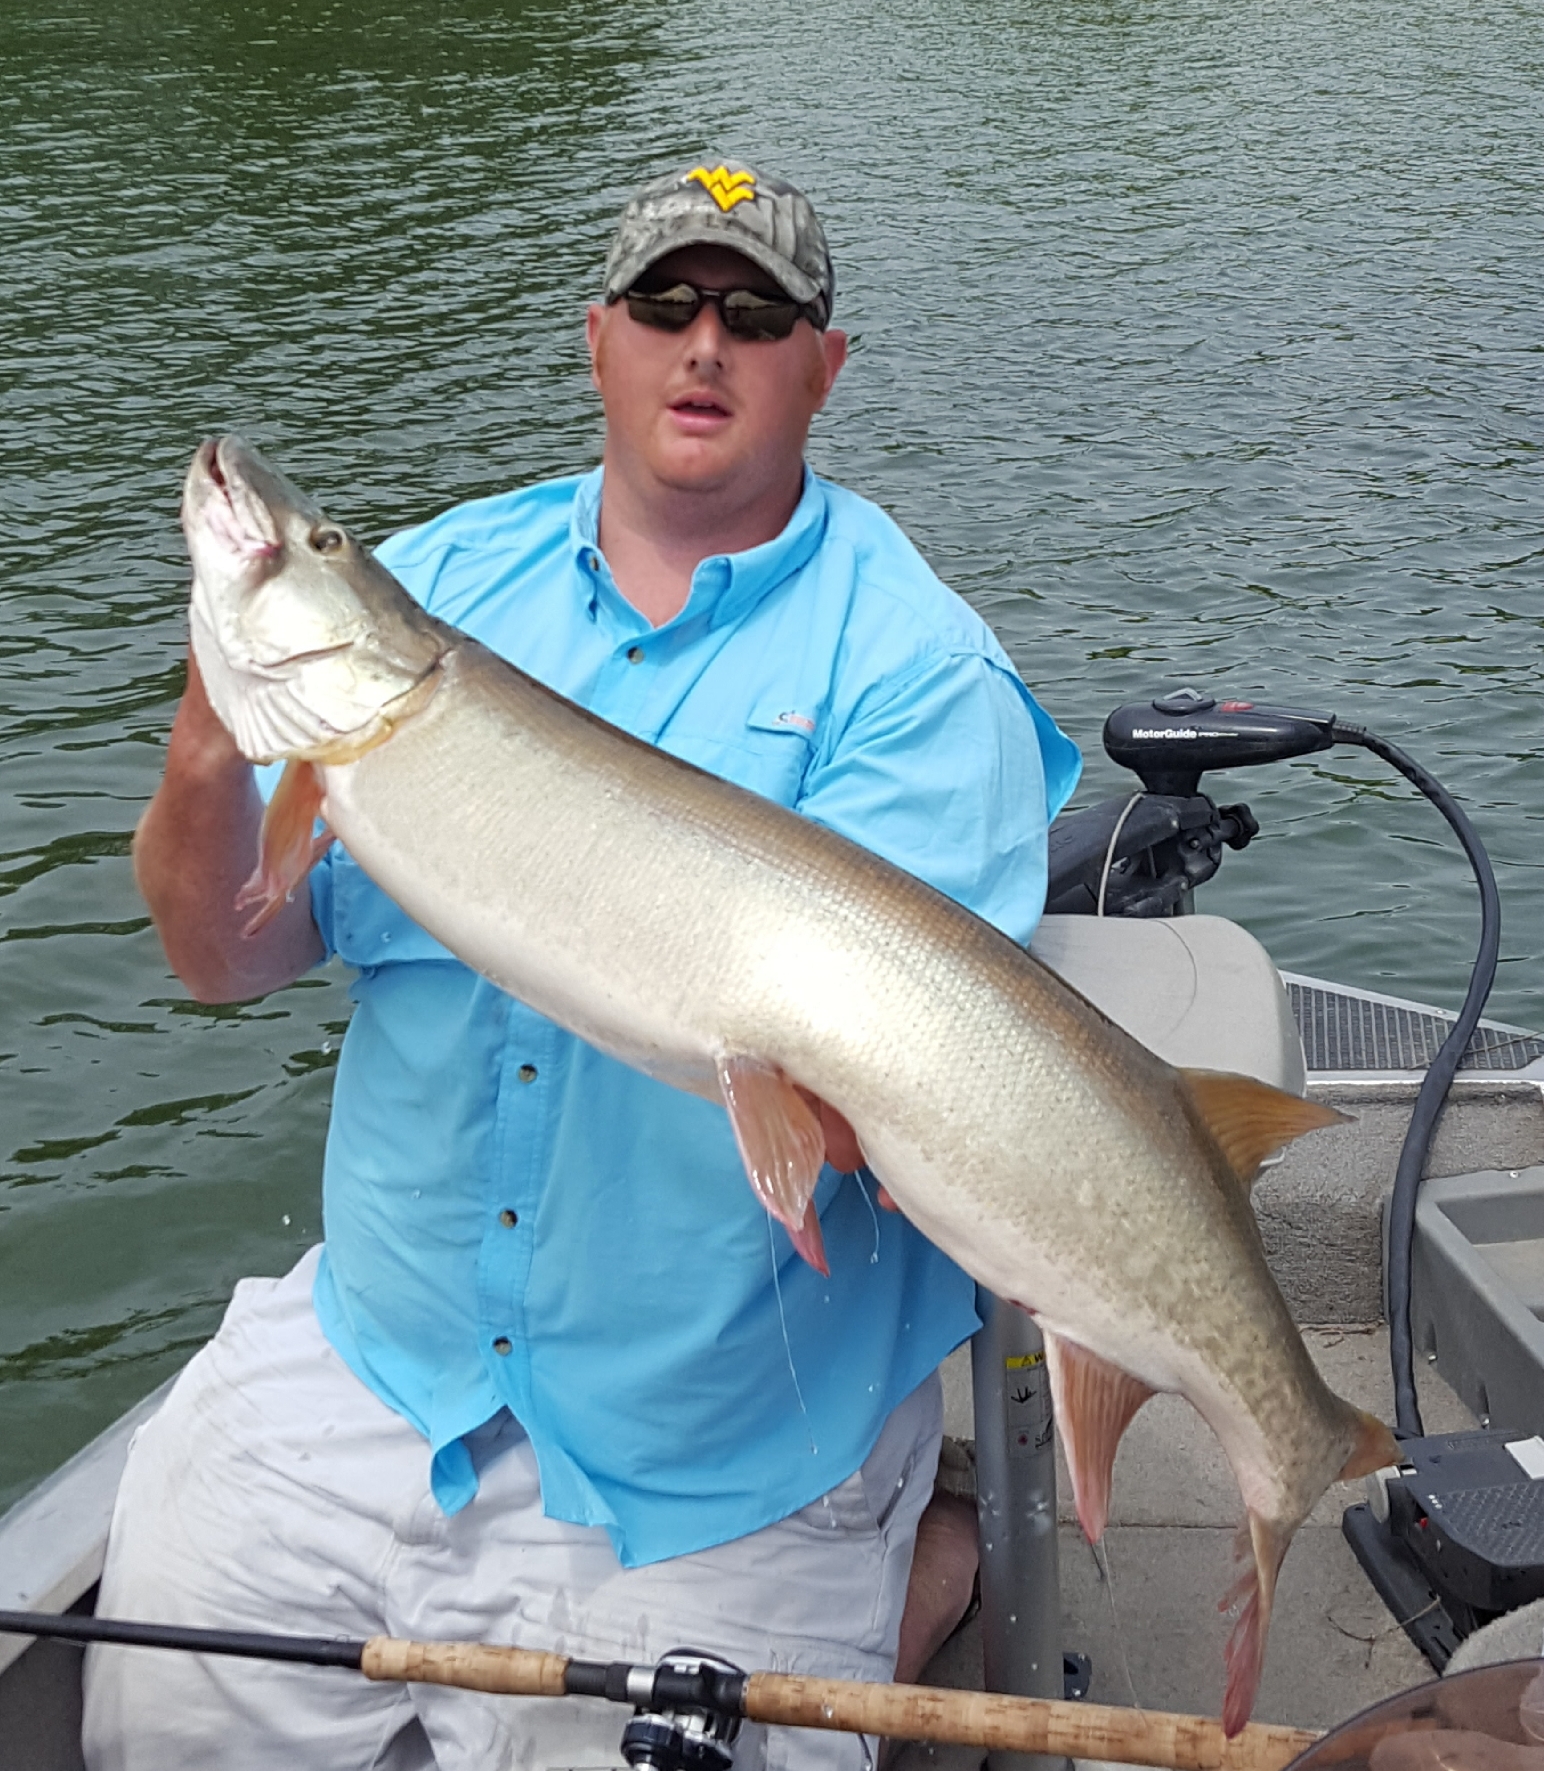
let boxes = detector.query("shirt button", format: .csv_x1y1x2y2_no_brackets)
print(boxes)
492,1336,512,1356
499,1208,518,1228
626,645,644,664
517,1063,537,1083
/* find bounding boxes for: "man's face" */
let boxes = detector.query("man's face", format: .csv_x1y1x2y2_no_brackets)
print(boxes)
586,243,848,505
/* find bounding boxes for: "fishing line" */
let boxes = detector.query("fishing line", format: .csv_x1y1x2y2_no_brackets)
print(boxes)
767,1214,817,1454
1091,1537,1140,1711
854,1165,883,1264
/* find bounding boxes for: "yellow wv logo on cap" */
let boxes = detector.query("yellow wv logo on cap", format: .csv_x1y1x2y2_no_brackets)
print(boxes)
685,165,756,212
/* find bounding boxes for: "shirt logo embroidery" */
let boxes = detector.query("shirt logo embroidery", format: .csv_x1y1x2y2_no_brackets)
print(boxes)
685,165,757,212
773,710,816,734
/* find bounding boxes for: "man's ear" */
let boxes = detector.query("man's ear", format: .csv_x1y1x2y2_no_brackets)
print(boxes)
586,302,606,390
815,327,849,409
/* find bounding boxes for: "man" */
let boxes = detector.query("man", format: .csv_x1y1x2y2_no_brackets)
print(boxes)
85,162,1080,1770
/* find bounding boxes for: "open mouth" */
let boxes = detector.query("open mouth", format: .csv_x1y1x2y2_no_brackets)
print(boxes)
198,439,280,562
669,393,731,421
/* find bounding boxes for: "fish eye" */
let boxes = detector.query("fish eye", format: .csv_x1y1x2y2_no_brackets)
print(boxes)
310,526,346,555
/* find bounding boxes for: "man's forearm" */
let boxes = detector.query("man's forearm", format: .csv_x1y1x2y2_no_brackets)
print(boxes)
135,658,324,1003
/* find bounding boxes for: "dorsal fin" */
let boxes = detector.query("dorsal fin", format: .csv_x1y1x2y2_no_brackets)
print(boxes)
1181,1069,1351,1187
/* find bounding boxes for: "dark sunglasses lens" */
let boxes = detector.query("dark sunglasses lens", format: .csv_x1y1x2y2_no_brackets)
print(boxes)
625,286,701,331
720,291,801,340
623,283,803,341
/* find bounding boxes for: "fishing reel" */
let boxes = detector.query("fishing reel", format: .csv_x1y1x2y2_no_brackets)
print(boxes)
619,1649,745,1771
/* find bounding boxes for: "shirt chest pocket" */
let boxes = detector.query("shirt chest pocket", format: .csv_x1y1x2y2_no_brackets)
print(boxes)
662,705,819,810
329,848,458,969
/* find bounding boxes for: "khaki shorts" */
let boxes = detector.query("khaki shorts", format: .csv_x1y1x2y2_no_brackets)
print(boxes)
83,1247,941,1771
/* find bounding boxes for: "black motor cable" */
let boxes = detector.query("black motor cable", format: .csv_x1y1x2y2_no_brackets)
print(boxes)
1333,723,1503,1438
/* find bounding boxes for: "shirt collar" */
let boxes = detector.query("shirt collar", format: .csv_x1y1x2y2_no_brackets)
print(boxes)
569,466,828,636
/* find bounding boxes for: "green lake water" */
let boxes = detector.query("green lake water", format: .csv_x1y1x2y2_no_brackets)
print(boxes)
3,0,1542,1510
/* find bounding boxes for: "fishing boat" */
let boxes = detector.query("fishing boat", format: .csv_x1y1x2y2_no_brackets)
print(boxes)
5,694,1542,1769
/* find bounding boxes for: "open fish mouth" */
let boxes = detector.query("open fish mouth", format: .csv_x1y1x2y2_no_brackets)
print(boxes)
189,437,284,566
182,434,451,772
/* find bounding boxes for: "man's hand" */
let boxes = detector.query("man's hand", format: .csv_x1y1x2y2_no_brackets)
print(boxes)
133,652,324,1003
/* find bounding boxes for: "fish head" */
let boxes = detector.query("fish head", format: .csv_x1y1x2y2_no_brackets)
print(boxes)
183,436,448,763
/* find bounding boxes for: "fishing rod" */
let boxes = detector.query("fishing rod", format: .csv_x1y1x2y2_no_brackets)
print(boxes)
0,1608,1317,1771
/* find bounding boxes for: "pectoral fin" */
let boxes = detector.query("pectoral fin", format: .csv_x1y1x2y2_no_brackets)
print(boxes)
1040,1329,1155,1542
235,759,333,935
1181,1069,1351,1187
716,1055,830,1275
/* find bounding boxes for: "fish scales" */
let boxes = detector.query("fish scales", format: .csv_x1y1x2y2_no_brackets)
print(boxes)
179,436,1397,1735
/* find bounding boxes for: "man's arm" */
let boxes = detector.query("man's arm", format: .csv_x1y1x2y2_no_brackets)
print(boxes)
134,655,325,1003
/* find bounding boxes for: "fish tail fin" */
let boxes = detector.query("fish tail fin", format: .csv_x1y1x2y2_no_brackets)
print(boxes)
236,759,333,935
1041,1330,1155,1543
1220,1511,1291,1738
1338,1405,1400,1481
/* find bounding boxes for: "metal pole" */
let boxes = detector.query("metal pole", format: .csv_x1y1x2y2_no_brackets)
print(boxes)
971,1287,1072,1771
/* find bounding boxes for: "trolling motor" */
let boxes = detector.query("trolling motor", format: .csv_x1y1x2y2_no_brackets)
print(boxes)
1046,688,1339,916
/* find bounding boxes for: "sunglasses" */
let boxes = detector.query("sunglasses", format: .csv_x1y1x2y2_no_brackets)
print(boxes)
622,281,814,342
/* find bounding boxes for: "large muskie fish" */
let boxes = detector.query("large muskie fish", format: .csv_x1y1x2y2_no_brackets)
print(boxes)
182,437,1395,1732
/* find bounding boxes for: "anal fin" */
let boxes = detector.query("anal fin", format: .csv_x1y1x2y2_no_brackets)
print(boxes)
1040,1329,1155,1542
235,759,333,935
716,1055,830,1276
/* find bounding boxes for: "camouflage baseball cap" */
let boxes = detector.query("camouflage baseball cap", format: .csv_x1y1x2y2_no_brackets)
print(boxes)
602,162,835,329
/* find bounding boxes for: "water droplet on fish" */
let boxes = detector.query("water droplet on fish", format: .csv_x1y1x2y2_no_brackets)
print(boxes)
822,1705,834,1720
321,1039,333,1055
1008,1613,1017,1624
281,1214,291,1226
412,1188,421,1199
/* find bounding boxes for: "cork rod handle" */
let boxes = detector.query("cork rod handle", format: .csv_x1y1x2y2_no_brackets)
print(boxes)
742,1670,1319,1771
359,1635,1318,1771
361,1636,569,1697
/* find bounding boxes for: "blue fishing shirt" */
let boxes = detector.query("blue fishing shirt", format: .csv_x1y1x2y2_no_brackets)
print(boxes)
291,466,1081,1567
